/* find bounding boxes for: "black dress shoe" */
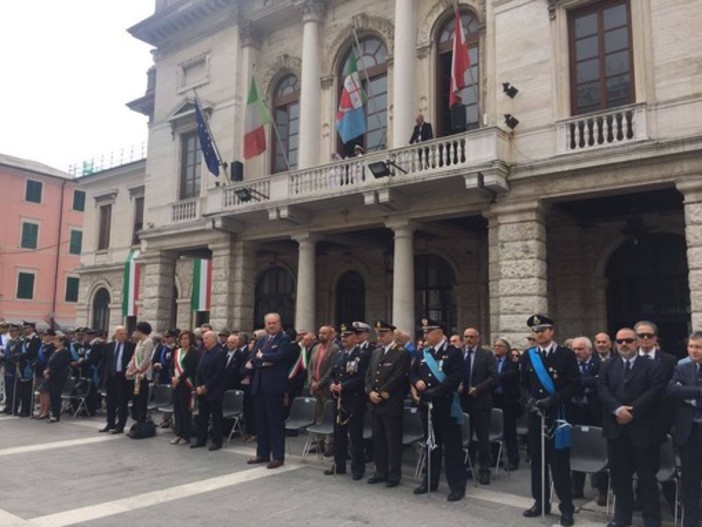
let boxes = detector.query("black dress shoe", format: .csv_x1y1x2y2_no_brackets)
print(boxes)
367,475,387,484
413,484,428,495
98,426,114,433
190,443,206,449
385,480,399,488
560,513,574,526
523,503,550,517
447,491,464,502
324,467,345,476
352,473,363,481
596,494,608,507
208,444,221,451
479,471,491,485
111,428,124,435
606,522,629,527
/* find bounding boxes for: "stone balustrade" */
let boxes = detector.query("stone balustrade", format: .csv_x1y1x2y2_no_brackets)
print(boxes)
557,103,647,153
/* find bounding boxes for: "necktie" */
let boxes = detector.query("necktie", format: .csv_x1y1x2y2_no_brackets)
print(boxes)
623,359,631,376
226,352,234,368
579,362,587,374
465,349,473,387
115,344,123,373
540,348,548,359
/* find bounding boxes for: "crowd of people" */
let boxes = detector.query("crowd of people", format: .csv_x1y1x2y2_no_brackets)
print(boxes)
1,314,701,527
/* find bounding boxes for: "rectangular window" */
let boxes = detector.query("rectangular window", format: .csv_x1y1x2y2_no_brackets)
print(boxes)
179,132,201,200
20,222,39,249
569,0,634,115
73,190,86,211
25,180,43,203
17,272,35,300
98,204,112,251
65,276,79,302
132,196,144,245
69,229,82,255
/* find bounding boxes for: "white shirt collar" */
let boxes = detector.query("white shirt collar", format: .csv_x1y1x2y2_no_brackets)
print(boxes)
434,339,447,354
638,348,656,360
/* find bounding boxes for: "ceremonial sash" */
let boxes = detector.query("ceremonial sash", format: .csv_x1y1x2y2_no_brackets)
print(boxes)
131,344,143,395
174,347,196,411
21,339,34,380
289,346,308,379
423,350,464,425
527,348,571,449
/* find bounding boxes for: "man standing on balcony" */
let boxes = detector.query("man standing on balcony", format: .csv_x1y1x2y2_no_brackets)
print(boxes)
409,114,433,144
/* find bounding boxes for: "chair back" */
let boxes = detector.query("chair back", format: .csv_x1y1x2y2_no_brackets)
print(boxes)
489,407,504,438
657,436,677,482
150,384,172,405
222,389,244,414
61,377,75,397
569,425,608,473
402,406,424,445
285,396,317,429
461,412,472,448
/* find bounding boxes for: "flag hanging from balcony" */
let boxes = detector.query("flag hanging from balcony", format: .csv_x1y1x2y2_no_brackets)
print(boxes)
194,97,221,177
122,249,141,317
191,258,212,312
450,9,470,108
336,52,367,144
244,76,271,160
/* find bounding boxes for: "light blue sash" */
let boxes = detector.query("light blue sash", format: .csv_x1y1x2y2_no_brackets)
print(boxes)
527,348,571,450
424,350,464,425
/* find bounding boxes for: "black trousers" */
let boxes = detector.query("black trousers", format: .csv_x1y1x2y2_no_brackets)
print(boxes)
333,402,365,477
48,376,66,419
196,396,223,446
254,389,286,461
105,375,129,429
85,381,101,415
528,412,574,514
15,377,32,415
129,379,149,423
494,394,521,466
464,405,492,472
173,383,193,441
421,402,466,493
3,374,15,412
371,412,403,483
608,430,661,527
680,424,702,527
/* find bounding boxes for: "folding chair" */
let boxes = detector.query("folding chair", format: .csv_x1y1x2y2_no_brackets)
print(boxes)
401,406,425,479
568,425,609,510
222,389,244,445
461,412,479,486
284,396,316,456
60,378,88,418
657,437,681,527
304,399,335,459
489,407,508,475
147,384,172,413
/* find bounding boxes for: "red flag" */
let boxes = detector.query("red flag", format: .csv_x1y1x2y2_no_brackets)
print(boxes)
450,9,471,108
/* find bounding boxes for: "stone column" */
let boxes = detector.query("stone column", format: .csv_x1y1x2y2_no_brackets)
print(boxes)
139,250,177,331
486,201,548,345
236,22,261,162
294,233,318,332
209,237,237,330
392,0,416,148
232,239,258,332
296,0,324,169
387,220,416,334
677,178,702,330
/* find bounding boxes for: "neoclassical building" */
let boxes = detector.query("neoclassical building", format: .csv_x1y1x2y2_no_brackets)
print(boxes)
76,0,702,354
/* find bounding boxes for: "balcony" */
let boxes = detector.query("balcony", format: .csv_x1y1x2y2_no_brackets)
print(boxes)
171,197,201,222
557,103,648,154
205,127,511,218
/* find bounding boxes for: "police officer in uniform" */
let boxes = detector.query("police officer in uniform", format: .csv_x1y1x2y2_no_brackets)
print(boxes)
14,321,41,417
411,318,466,501
2,324,20,413
324,324,371,480
521,314,580,527
365,321,410,488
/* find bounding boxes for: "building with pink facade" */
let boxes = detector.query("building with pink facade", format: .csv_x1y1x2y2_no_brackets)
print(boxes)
0,154,83,329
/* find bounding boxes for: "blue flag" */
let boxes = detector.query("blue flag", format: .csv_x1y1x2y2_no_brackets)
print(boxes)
194,98,220,177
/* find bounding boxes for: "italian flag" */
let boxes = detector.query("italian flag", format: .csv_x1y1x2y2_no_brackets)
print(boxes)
191,258,212,312
243,76,270,160
122,249,141,317
450,8,471,108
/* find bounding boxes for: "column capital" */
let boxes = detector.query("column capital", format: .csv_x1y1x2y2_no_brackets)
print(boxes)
484,199,550,225
385,218,418,233
239,20,262,49
291,232,321,245
294,0,325,22
676,177,702,203
137,249,178,265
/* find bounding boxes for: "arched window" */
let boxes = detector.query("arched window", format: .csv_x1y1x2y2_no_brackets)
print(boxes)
271,74,300,173
415,254,457,335
335,271,365,324
436,11,480,136
254,267,295,330
92,288,110,333
338,36,388,156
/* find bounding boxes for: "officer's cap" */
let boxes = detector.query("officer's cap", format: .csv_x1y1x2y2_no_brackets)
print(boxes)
374,320,396,332
352,321,371,333
165,329,180,338
22,320,36,329
339,323,354,336
527,314,554,331
420,317,444,333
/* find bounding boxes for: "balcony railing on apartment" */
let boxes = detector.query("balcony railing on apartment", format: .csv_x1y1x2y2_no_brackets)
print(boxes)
68,142,147,177
171,197,200,222
557,103,647,153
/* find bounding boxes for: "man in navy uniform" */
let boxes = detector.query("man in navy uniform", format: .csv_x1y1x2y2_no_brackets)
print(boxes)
2,324,20,413
411,318,466,501
325,324,371,480
365,320,409,488
521,314,580,526
14,321,41,417
247,313,296,469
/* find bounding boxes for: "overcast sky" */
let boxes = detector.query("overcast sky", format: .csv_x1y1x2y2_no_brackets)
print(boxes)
0,1,154,173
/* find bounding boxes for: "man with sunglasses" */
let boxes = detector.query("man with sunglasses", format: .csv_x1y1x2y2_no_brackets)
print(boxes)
521,314,580,526
598,327,667,527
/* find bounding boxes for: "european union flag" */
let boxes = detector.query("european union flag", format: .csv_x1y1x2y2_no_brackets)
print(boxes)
194,98,220,177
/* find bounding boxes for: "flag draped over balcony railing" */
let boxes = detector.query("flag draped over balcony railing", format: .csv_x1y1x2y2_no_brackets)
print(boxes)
122,249,141,317
191,258,212,312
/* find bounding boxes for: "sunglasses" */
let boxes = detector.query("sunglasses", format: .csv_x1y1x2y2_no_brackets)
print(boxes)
636,333,654,339
616,338,636,344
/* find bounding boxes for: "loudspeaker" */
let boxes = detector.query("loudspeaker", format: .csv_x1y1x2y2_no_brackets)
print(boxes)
230,160,243,182
451,104,467,132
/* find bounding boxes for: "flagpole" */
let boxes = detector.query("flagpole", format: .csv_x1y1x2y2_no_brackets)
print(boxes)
192,88,230,182
351,19,386,149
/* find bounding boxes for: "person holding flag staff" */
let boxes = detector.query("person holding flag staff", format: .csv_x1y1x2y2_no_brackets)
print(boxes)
521,315,579,526
411,318,466,502
170,330,199,446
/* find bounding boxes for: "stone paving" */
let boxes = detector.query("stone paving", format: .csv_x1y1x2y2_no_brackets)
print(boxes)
0,412,669,527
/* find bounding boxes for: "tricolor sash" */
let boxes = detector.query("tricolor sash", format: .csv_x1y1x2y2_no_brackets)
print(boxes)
174,347,196,411
288,346,308,379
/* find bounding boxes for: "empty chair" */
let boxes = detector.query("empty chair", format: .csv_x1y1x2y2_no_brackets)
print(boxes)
147,384,172,413
402,406,425,479
461,412,478,486
489,407,507,475
284,396,316,456
657,437,680,527
362,409,372,441
569,425,609,507
222,389,245,445
304,399,335,459
59,378,88,418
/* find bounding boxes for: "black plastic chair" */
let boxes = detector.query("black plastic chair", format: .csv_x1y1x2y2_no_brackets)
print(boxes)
461,412,479,486
304,399,335,459
222,389,244,445
284,396,316,456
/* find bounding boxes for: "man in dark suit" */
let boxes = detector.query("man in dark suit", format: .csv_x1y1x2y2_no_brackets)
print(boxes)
247,313,296,468
521,314,580,527
492,337,521,471
100,326,135,434
460,327,497,485
193,331,227,451
365,320,409,488
635,320,677,423
412,318,466,501
568,336,607,503
409,114,433,144
14,321,41,417
598,327,666,527
667,331,702,527
223,334,244,391
595,332,617,362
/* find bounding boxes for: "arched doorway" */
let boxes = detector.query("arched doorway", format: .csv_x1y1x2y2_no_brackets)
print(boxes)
415,254,457,335
606,232,690,356
336,271,365,324
254,267,295,330
92,288,110,333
